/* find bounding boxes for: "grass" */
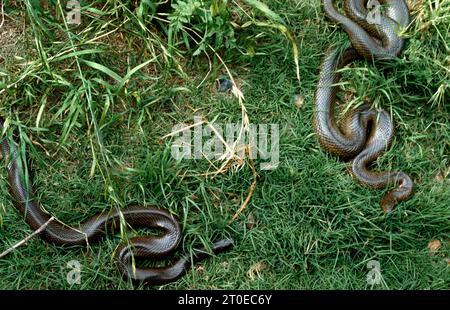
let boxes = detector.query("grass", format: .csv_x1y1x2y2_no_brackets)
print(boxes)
0,0,449,289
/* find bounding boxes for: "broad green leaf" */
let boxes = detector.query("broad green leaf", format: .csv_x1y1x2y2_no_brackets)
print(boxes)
80,59,122,83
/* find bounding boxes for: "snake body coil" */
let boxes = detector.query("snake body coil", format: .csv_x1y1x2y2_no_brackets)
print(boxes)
314,0,413,212
0,118,232,285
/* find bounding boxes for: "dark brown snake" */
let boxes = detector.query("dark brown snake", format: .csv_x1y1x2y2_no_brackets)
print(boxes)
314,0,413,212
0,117,232,285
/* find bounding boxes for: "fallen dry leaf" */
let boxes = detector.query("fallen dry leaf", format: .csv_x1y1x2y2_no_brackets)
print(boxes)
246,261,268,281
292,95,304,108
246,212,256,229
427,239,442,255
195,265,205,275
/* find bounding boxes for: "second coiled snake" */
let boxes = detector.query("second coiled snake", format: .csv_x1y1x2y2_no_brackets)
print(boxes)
0,117,232,285
314,0,413,212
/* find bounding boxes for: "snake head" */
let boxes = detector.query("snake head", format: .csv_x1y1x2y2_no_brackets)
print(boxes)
381,197,396,213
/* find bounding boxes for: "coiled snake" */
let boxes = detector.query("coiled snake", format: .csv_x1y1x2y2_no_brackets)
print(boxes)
0,118,232,285
314,0,413,212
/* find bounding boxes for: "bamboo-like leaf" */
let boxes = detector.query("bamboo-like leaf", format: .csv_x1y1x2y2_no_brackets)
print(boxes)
243,0,285,24
51,49,104,63
80,59,122,83
117,58,156,91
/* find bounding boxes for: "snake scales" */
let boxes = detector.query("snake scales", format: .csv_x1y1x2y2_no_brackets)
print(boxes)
314,0,413,212
0,117,232,285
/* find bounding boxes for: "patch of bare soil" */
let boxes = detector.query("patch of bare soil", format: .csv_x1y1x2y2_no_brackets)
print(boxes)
0,13,27,69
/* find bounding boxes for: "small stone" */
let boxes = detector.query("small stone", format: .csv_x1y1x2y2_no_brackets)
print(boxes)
217,77,233,92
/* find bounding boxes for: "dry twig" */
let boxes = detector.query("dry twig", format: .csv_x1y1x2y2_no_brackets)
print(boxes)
0,216,55,259
229,146,258,224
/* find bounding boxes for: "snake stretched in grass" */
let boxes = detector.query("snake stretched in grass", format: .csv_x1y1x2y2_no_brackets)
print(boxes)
314,0,413,212
0,117,232,285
